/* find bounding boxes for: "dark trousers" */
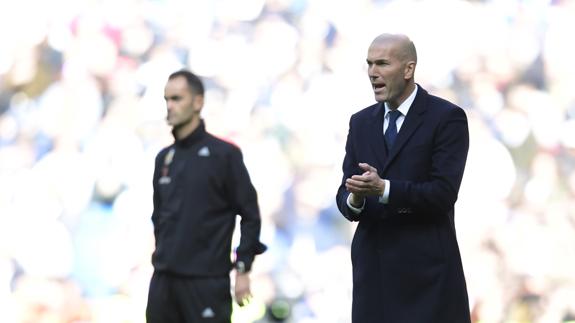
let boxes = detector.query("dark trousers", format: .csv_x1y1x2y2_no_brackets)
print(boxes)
146,271,232,323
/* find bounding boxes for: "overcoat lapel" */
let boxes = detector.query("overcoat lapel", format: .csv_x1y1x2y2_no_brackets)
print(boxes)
381,89,427,173
367,103,388,168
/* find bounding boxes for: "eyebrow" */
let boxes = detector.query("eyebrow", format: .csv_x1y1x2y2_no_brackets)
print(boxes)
164,95,182,100
366,59,387,64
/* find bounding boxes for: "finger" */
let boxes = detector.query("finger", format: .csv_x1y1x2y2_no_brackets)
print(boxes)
235,287,251,297
235,289,249,298
237,293,252,307
346,178,367,189
236,295,244,306
350,174,368,181
345,183,359,193
358,163,377,173
346,184,366,195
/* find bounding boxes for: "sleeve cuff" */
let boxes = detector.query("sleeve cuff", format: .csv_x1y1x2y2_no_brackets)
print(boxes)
235,242,267,272
346,193,365,214
378,179,390,204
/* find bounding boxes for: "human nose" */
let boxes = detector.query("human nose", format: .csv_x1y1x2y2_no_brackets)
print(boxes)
166,99,174,111
367,65,377,79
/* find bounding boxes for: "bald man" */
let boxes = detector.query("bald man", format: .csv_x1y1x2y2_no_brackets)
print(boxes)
336,33,471,322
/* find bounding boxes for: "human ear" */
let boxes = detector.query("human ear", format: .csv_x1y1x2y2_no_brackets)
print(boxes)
404,61,416,79
193,95,204,113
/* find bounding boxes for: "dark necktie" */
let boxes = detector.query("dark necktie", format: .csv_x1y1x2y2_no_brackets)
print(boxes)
385,110,401,148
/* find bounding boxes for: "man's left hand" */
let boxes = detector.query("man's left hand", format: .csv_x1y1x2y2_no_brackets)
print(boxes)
234,272,251,307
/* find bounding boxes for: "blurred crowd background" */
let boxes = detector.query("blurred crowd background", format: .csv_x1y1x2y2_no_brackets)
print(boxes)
1,0,574,322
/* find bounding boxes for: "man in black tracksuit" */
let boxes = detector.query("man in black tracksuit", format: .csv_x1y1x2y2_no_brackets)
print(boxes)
146,69,266,323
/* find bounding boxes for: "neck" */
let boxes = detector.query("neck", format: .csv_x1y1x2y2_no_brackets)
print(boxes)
174,118,201,140
389,82,415,110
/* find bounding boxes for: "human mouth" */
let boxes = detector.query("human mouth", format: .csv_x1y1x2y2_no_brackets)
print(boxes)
372,83,385,93
166,113,175,123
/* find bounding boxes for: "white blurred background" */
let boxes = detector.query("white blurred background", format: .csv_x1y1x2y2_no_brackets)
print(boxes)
0,0,574,322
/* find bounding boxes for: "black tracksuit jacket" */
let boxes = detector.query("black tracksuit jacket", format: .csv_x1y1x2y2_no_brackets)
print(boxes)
151,121,266,276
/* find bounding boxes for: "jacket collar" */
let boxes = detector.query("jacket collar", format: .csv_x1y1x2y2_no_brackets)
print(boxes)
173,119,208,147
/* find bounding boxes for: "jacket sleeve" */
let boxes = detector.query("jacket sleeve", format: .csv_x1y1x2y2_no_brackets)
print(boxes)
151,150,163,223
388,106,469,216
227,148,267,272
335,116,382,222
336,117,362,221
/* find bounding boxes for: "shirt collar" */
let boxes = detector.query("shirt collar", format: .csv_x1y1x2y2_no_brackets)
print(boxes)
384,84,418,117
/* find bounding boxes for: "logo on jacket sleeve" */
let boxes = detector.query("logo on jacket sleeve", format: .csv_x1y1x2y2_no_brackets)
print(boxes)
201,307,215,318
198,146,210,157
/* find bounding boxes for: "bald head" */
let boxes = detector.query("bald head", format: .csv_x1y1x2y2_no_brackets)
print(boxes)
366,33,417,105
370,33,417,64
